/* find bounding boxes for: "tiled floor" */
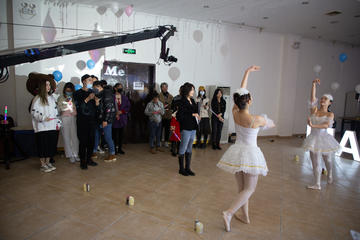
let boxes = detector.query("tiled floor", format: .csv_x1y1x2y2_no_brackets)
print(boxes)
0,137,359,240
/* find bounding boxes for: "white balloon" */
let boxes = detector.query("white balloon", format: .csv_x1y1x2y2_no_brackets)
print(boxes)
331,82,340,91
193,30,203,43
355,84,360,94
313,65,322,74
168,67,180,81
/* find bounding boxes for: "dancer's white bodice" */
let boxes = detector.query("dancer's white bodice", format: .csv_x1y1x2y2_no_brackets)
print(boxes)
309,114,333,135
235,124,260,147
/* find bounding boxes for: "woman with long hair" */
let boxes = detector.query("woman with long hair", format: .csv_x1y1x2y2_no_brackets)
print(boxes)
176,82,199,176
211,88,226,150
217,66,275,232
31,79,61,172
303,78,340,190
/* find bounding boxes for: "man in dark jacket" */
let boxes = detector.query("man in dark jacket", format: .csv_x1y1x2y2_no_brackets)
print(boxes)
92,81,117,162
74,74,98,169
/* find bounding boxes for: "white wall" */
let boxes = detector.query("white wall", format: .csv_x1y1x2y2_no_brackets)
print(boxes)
0,2,359,136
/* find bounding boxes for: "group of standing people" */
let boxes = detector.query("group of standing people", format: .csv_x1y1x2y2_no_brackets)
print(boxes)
31,74,130,172
29,65,342,233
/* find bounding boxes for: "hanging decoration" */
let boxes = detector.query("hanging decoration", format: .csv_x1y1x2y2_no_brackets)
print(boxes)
125,5,134,17
339,53,348,63
330,82,340,91
53,70,63,82
87,59,95,69
18,2,37,19
41,10,57,43
76,60,86,70
168,67,180,81
193,30,203,43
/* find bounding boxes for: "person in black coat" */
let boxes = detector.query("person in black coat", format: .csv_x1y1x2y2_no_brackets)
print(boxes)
73,74,98,169
92,81,117,162
176,82,200,176
211,88,226,150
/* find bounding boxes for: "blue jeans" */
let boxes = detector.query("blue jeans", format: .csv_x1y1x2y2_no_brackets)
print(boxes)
179,130,196,155
93,123,115,155
149,121,162,148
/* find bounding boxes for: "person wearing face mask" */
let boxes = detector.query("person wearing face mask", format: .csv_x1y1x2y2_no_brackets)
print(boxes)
195,86,211,149
58,82,79,163
73,74,98,169
92,81,117,162
113,83,131,155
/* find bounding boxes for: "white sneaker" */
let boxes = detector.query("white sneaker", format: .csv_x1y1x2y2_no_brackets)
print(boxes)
47,163,56,171
97,146,105,154
40,165,52,173
75,157,80,162
164,142,169,148
69,157,76,163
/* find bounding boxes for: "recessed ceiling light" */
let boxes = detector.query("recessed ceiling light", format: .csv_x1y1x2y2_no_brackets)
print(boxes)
330,20,339,24
263,17,269,19
325,11,342,16
203,5,210,8
301,1,309,5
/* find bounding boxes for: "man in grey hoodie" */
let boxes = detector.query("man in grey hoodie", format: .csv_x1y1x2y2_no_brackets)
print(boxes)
144,91,165,154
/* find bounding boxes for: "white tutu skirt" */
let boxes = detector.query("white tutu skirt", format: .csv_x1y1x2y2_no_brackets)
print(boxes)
217,144,268,176
303,132,341,153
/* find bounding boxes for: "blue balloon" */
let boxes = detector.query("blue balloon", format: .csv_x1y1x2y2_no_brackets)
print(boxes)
53,70,62,82
339,53,347,63
75,84,82,91
87,59,95,69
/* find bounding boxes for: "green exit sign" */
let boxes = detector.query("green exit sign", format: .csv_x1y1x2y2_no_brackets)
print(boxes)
123,48,136,54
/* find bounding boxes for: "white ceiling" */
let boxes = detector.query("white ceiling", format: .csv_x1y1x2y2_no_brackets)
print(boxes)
68,0,360,45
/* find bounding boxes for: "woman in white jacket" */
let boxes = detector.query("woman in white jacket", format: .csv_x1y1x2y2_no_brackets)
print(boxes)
31,80,61,173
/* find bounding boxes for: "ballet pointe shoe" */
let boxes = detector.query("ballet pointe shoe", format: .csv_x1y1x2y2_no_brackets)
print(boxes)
327,174,333,184
306,184,321,190
222,211,231,232
234,213,250,224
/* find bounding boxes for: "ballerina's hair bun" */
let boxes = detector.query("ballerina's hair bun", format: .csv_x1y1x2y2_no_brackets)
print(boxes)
234,92,251,110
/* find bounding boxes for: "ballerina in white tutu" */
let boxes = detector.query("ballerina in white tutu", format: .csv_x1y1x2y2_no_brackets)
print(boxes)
303,78,341,190
217,65,275,232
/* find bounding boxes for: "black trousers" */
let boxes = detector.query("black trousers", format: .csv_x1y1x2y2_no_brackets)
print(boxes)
211,116,223,146
77,118,95,165
161,118,171,142
112,127,124,151
196,118,210,144
35,130,59,158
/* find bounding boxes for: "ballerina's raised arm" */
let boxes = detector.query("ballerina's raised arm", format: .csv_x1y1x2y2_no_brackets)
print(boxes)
240,65,260,89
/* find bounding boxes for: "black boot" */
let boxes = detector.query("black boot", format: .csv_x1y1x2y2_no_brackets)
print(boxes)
216,144,222,150
178,155,188,176
171,142,177,157
80,159,88,170
185,152,195,176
